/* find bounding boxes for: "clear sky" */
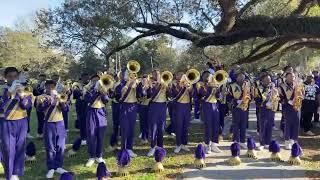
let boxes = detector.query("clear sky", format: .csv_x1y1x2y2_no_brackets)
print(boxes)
0,0,63,27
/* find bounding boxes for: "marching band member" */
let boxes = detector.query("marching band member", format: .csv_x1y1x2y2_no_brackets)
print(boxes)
279,66,294,136
109,72,123,150
198,71,222,153
84,74,109,167
301,74,320,136
72,73,90,145
53,75,72,132
33,74,46,138
312,70,320,127
165,73,176,137
279,72,302,149
253,70,268,134
115,68,144,157
138,74,150,145
228,71,250,149
37,80,69,178
0,67,32,180
171,71,194,153
255,74,280,150
146,70,171,156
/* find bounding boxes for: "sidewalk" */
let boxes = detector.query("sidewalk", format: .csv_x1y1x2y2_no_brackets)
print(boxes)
181,108,308,180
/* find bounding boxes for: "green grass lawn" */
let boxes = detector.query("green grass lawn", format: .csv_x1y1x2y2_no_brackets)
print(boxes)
0,104,319,180
0,104,203,180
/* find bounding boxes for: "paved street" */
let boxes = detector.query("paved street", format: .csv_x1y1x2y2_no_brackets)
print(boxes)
181,107,308,180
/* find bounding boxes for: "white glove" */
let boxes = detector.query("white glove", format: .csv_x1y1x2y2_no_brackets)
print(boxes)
51,90,58,96
266,102,272,108
288,100,293,105
94,81,100,91
8,80,21,93
237,100,242,104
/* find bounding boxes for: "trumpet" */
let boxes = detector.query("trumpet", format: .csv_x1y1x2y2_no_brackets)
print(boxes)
212,70,229,86
185,69,200,85
161,71,173,85
98,72,115,93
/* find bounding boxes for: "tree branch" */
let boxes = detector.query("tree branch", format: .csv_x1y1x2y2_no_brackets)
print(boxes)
215,0,238,34
238,0,264,18
292,0,317,15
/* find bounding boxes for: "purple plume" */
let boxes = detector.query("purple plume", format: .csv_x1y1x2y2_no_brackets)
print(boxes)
154,147,166,162
72,138,82,151
96,162,111,179
247,137,256,150
117,149,131,167
195,144,205,159
231,142,240,157
59,172,74,180
26,141,36,156
291,143,302,157
269,140,280,153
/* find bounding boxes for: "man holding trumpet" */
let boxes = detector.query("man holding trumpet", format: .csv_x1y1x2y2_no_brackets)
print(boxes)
0,67,33,180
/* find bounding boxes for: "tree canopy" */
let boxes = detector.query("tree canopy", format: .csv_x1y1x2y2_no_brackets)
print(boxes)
35,0,320,67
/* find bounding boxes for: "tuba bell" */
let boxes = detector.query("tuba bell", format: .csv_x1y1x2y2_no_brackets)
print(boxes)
127,60,140,79
161,71,173,85
186,69,200,85
212,70,229,85
98,72,115,93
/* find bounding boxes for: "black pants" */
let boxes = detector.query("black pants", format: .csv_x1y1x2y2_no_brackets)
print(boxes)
301,111,314,132
314,112,319,122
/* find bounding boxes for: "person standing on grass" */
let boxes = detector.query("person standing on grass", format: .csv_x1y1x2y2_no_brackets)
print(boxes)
301,74,320,136
84,74,109,167
36,80,69,178
171,71,194,154
33,74,47,138
72,73,90,146
0,67,32,180
115,69,144,158
146,70,170,157
137,74,150,145
109,72,124,150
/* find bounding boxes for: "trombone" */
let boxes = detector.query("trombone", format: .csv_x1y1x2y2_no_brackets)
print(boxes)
127,60,140,79
185,69,200,85
211,70,229,86
97,72,115,94
161,71,173,85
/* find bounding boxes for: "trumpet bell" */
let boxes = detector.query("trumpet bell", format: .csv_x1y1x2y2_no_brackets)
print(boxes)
127,60,140,74
100,74,115,90
161,71,173,85
212,70,229,85
186,69,200,85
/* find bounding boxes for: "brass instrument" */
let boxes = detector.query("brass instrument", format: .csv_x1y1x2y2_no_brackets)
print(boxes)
267,83,280,112
161,71,173,85
98,72,115,93
185,69,200,85
212,70,229,85
127,60,140,73
58,93,68,103
37,94,50,104
292,83,304,111
71,82,82,91
238,82,251,111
